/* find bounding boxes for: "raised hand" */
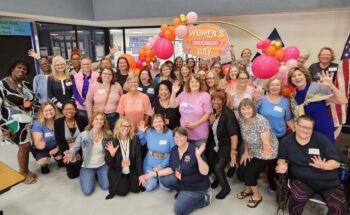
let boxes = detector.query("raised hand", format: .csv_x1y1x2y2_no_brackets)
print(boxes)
318,71,334,89
137,120,148,132
105,141,119,157
195,143,206,157
28,49,40,60
225,85,236,97
172,81,181,94
108,46,117,56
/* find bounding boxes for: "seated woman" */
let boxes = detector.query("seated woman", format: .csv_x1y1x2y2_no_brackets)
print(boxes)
276,115,347,215
31,102,62,174
55,101,88,179
236,98,279,208
137,114,175,191
207,90,239,200
104,117,143,199
141,127,211,215
63,112,110,196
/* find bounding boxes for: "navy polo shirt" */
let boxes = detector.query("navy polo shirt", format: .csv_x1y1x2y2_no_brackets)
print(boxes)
169,143,210,191
278,132,340,189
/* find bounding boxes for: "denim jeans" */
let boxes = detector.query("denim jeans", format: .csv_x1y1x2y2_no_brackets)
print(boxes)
159,174,208,215
80,164,109,196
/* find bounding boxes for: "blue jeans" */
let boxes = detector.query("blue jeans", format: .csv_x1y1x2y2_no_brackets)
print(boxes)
188,138,207,147
80,164,109,196
159,174,207,215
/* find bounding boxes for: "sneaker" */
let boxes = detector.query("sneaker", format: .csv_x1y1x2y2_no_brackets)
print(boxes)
205,190,213,206
41,165,50,174
215,188,231,200
210,179,219,189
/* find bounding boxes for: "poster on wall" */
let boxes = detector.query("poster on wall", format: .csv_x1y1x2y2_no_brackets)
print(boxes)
39,47,48,57
0,20,32,36
129,36,151,55
52,47,60,56
95,44,105,61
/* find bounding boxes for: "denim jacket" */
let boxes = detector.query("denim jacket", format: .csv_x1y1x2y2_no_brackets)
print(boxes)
69,130,107,167
33,73,48,104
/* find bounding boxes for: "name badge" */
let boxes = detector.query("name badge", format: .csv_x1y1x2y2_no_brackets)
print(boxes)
65,82,72,86
184,155,191,163
328,67,337,72
274,106,283,113
121,160,130,167
308,148,320,155
159,140,167,145
97,89,106,94
175,169,182,180
137,87,143,91
147,88,154,94
44,132,54,138
180,102,188,107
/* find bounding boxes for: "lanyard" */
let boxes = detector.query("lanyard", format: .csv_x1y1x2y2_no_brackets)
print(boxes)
119,139,129,159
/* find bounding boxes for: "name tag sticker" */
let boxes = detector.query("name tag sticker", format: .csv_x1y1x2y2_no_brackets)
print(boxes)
137,87,143,91
44,132,54,138
66,82,72,86
159,140,167,145
97,89,106,94
308,148,320,155
180,102,188,107
328,67,337,72
273,106,283,113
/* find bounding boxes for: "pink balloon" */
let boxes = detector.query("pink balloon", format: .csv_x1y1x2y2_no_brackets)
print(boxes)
136,60,142,69
159,32,164,38
186,11,198,24
286,59,298,69
154,38,174,60
276,65,289,85
262,39,271,50
283,46,300,62
256,41,263,49
147,64,152,71
252,55,280,79
175,25,188,39
139,55,146,61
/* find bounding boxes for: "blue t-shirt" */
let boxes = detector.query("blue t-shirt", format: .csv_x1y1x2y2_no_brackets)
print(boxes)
257,96,293,138
278,132,340,189
31,120,56,150
169,143,210,191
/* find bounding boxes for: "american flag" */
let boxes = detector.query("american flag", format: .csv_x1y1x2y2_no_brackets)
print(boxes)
330,32,350,133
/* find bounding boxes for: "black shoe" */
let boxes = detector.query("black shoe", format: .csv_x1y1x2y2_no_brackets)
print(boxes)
211,179,219,189
105,194,115,200
227,167,236,178
56,159,65,167
41,165,50,174
215,188,231,199
269,182,277,192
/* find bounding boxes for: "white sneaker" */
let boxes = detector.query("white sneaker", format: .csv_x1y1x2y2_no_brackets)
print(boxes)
205,190,213,206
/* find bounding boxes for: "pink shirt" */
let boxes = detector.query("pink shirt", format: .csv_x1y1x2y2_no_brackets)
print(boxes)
176,91,213,140
86,82,123,119
117,92,154,131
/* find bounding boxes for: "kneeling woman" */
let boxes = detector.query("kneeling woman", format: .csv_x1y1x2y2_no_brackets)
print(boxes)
104,117,143,199
142,127,211,215
63,112,110,196
137,114,175,191
31,102,62,174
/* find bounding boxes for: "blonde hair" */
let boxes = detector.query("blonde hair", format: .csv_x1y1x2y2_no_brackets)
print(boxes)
205,70,221,90
51,55,71,81
113,117,135,140
85,111,111,136
37,102,60,125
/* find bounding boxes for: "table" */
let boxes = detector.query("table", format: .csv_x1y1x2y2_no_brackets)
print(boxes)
0,161,25,194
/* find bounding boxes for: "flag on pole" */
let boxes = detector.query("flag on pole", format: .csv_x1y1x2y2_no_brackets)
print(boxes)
267,28,285,47
330,32,350,131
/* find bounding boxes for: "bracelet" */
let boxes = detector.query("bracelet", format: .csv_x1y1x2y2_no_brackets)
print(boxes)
231,149,237,154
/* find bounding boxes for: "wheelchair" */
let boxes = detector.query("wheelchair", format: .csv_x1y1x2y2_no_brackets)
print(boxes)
276,173,327,215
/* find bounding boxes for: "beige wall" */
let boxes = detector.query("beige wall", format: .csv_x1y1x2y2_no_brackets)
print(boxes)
207,8,350,66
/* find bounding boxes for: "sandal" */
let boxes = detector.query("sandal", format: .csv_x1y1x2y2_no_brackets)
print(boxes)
27,171,37,179
237,191,253,199
247,197,263,208
22,174,37,184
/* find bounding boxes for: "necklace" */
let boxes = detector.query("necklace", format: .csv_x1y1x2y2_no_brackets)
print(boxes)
159,99,170,108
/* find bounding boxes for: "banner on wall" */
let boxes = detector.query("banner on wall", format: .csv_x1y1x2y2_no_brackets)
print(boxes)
183,24,230,58
0,20,32,36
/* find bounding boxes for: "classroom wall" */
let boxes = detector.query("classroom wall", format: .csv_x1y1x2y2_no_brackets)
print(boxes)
208,9,350,65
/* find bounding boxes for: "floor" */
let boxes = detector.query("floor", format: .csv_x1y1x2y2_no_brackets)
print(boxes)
2,131,349,215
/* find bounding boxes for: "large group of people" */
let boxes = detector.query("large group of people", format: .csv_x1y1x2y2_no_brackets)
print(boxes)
1,45,348,215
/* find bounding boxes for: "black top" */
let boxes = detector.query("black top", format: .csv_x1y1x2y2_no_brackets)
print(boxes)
169,144,210,191
138,83,156,103
47,76,74,109
278,132,340,189
152,98,181,130
208,106,240,158
115,72,128,93
309,62,338,83
54,115,88,155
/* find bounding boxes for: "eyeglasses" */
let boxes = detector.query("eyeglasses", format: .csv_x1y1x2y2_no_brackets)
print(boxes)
206,77,215,80
238,77,248,80
297,123,313,131
121,125,131,128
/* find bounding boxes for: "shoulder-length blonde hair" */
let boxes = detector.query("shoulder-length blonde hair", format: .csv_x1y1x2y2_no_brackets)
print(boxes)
184,73,207,93
113,117,135,140
85,111,111,136
37,102,60,125
51,55,71,81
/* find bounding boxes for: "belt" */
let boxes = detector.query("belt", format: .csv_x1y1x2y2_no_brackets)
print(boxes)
149,150,168,158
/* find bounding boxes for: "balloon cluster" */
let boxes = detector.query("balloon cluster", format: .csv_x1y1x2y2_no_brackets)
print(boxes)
135,11,198,70
253,39,300,82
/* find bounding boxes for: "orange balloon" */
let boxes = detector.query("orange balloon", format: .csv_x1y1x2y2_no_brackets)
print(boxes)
146,49,154,58
172,18,181,27
164,29,173,40
265,46,276,56
169,25,176,33
145,56,152,63
138,47,146,57
281,85,294,98
275,49,284,60
121,54,136,69
133,68,141,76
161,24,169,32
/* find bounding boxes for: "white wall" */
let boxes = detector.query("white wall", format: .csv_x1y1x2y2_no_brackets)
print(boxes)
208,9,350,65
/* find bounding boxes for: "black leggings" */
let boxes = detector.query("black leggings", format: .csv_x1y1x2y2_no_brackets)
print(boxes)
237,158,273,186
288,179,347,215
110,174,141,196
